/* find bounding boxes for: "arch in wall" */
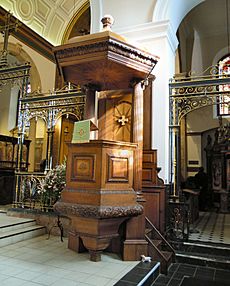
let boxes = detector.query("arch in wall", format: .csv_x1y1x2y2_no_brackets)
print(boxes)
0,42,41,135
62,0,90,44
153,0,204,32
0,42,41,91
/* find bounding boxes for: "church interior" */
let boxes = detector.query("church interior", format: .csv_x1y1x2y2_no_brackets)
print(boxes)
0,0,230,285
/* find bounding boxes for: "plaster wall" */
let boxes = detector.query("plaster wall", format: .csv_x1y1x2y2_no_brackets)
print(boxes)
187,135,201,176
101,0,156,29
191,29,203,74
0,85,11,135
201,35,229,69
8,86,19,132
187,106,219,133
153,0,204,31
8,36,56,93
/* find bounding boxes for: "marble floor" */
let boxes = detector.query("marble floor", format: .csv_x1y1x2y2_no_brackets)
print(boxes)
152,210,230,286
189,211,230,244
152,262,230,286
0,206,139,285
1,207,230,286
0,234,139,286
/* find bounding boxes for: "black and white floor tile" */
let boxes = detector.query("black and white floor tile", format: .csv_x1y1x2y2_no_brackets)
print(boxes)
189,211,230,244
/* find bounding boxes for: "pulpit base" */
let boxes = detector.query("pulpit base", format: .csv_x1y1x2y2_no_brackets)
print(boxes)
69,216,127,261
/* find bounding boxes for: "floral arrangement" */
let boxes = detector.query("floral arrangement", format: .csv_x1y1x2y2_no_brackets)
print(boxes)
40,162,66,209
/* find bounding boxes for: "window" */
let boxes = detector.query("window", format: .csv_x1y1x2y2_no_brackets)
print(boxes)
218,55,230,116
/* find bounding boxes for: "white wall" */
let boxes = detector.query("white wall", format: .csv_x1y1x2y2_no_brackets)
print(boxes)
8,86,19,132
9,36,56,92
153,0,204,31
0,85,11,135
187,106,219,132
191,29,203,74
0,33,56,136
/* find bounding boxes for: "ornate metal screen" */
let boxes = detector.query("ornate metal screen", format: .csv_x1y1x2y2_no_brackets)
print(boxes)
18,84,86,171
169,66,230,198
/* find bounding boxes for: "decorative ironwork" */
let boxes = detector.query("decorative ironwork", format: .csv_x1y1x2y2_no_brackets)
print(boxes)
0,63,31,86
166,200,190,242
0,12,30,87
18,83,86,171
0,12,31,172
169,67,230,125
14,172,44,209
169,65,230,198
20,84,86,128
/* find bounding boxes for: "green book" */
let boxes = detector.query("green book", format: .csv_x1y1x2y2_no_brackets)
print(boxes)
72,120,90,143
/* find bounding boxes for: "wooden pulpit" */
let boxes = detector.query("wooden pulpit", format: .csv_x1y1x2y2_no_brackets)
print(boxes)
53,16,158,261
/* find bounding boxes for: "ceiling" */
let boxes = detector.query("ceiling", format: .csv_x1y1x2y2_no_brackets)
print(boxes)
180,0,229,38
1,0,89,46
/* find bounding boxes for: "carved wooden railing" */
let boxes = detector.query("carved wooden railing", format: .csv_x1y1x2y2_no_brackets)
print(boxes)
145,216,175,274
145,217,175,254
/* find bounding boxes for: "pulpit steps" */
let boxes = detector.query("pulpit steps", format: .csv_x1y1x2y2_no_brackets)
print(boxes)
145,217,175,274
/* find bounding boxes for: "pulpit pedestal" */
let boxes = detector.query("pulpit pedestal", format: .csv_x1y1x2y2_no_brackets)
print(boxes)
54,140,143,261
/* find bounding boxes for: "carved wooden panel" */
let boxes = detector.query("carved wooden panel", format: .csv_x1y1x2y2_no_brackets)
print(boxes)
107,155,128,183
113,99,132,142
143,187,165,233
65,141,136,192
143,152,157,163
98,91,132,142
142,168,156,184
143,79,153,150
71,154,96,182
142,150,157,186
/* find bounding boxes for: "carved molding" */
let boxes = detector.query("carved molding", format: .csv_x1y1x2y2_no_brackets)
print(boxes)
54,201,143,218
54,37,158,69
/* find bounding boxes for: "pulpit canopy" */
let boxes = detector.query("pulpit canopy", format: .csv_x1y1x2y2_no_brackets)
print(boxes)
54,30,159,90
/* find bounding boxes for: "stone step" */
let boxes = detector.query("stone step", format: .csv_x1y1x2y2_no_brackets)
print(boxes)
0,219,37,234
175,242,230,270
179,241,230,257
114,261,160,286
0,213,46,247
0,224,46,247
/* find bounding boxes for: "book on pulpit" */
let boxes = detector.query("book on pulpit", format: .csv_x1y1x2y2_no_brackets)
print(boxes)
71,119,98,143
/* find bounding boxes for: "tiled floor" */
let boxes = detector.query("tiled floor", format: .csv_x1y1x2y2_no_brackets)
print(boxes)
1,207,230,286
0,235,139,286
152,263,230,286
189,211,230,244
152,211,230,286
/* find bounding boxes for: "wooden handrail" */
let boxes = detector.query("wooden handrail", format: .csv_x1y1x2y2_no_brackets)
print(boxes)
145,216,175,254
145,234,168,261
